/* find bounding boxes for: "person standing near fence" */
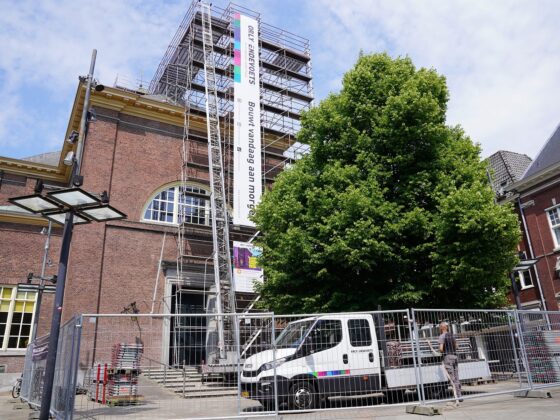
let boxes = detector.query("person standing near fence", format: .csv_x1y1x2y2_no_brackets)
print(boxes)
438,322,462,401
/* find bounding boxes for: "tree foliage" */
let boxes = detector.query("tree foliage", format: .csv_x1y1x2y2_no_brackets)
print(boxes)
253,53,520,313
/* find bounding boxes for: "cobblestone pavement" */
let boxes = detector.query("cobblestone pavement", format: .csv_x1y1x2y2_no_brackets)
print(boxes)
1,387,559,419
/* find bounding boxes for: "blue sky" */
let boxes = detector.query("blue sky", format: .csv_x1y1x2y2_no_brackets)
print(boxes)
1,0,559,160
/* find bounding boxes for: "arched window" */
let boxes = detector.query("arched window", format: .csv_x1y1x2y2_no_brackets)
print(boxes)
143,185,210,226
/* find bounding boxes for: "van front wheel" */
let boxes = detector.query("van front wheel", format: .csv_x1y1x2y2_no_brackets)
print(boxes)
289,381,317,410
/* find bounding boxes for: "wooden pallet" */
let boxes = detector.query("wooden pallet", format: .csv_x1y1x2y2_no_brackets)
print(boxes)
106,395,144,406
465,378,496,386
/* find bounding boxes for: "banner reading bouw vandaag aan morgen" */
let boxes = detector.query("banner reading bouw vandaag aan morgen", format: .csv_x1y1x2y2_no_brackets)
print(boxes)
233,13,262,227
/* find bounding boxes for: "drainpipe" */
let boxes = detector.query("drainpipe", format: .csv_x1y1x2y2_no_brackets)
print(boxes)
518,197,549,311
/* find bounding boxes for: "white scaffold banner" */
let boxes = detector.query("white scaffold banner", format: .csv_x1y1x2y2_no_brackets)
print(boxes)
233,241,264,293
233,13,262,227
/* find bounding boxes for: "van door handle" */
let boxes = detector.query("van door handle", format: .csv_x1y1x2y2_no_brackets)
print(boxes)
343,354,348,364
369,352,374,363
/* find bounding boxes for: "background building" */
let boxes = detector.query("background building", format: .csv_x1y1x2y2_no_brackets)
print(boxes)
488,129,560,311
505,125,560,311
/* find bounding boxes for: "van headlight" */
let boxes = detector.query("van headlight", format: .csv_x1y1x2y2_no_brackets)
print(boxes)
261,357,287,372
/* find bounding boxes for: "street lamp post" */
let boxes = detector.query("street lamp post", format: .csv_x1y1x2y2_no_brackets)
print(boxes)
30,221,53,343
41,210,74,418
9,189,126,420
7,49,125,420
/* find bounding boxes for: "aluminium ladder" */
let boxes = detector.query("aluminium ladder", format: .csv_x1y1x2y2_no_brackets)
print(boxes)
200,2,237,360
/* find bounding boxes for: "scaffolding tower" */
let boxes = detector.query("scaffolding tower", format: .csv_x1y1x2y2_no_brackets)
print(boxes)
150,1,313,365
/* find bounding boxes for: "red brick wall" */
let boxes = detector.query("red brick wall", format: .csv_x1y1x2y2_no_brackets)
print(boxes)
0,178,62,372
517,179,560,310
0,104,268,371
61,109,216,367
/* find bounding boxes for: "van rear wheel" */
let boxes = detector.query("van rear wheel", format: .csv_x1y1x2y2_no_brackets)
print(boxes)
289,381,317,410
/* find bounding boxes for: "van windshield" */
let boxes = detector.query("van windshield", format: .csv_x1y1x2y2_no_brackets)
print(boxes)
275,319,315,349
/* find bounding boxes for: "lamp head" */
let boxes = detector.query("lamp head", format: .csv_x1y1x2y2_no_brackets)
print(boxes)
63,151,75,166
67,130,79,144
34,179,44,194
72,175,84,187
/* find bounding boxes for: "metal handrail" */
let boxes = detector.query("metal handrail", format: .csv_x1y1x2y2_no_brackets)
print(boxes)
142,356,183,387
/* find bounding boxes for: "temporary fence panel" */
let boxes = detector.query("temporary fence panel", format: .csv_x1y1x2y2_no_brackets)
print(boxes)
20,334,49,409
410,309,531,405
51,315,83,419
20,315,81,419
20,308,560,419
73,313,276,420
517,310,560,389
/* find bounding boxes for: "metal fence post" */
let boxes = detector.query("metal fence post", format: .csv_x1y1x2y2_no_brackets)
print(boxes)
409,309,424,405
506,310,523,389
271,312,279,415
235,313,242,416
65,315,82,420
514,310,533,389
182,365,186,398
411,308,426,404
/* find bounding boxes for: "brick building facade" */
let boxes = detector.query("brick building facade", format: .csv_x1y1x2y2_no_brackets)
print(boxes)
504,125,560,311
0,82,293,372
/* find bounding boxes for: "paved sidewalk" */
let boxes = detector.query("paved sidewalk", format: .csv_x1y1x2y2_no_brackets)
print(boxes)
2,388,559,419
0,391,36,420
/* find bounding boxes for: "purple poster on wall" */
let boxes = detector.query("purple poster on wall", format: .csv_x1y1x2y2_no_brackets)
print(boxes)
233,241,263,292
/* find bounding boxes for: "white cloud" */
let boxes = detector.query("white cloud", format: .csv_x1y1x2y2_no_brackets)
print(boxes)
309,0,560,158
0,0,186,156
1,0,559,160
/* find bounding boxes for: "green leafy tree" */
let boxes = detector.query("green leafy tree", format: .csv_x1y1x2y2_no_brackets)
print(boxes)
253,53,520,313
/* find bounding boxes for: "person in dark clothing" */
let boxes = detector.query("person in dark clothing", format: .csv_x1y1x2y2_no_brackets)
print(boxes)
438,322,462,400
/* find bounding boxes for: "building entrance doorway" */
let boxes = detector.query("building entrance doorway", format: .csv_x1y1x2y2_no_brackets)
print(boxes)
169,285,207,366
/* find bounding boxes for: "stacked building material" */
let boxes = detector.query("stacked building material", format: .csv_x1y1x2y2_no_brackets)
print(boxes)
111,343,143,369
524,330,560,383
106,343,143,405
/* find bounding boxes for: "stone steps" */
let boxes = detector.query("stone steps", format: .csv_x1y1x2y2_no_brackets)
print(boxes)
141,367,236,399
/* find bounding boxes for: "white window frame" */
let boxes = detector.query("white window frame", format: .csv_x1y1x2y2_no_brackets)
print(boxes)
516,269,533,290
142,184,211,227
0,286,37,351
546,205,560,249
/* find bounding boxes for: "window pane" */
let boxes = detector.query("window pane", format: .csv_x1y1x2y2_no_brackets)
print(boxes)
8,337,17,348
308,320,342,353
549,208,560,226
348,319,372,347
144,187,175,224
20,324,30,338
554,228,560,247
10,323,20,336
1,288,12,299
144,185,209,226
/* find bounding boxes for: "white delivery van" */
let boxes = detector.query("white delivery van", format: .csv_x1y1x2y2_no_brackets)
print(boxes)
241,314,491,410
